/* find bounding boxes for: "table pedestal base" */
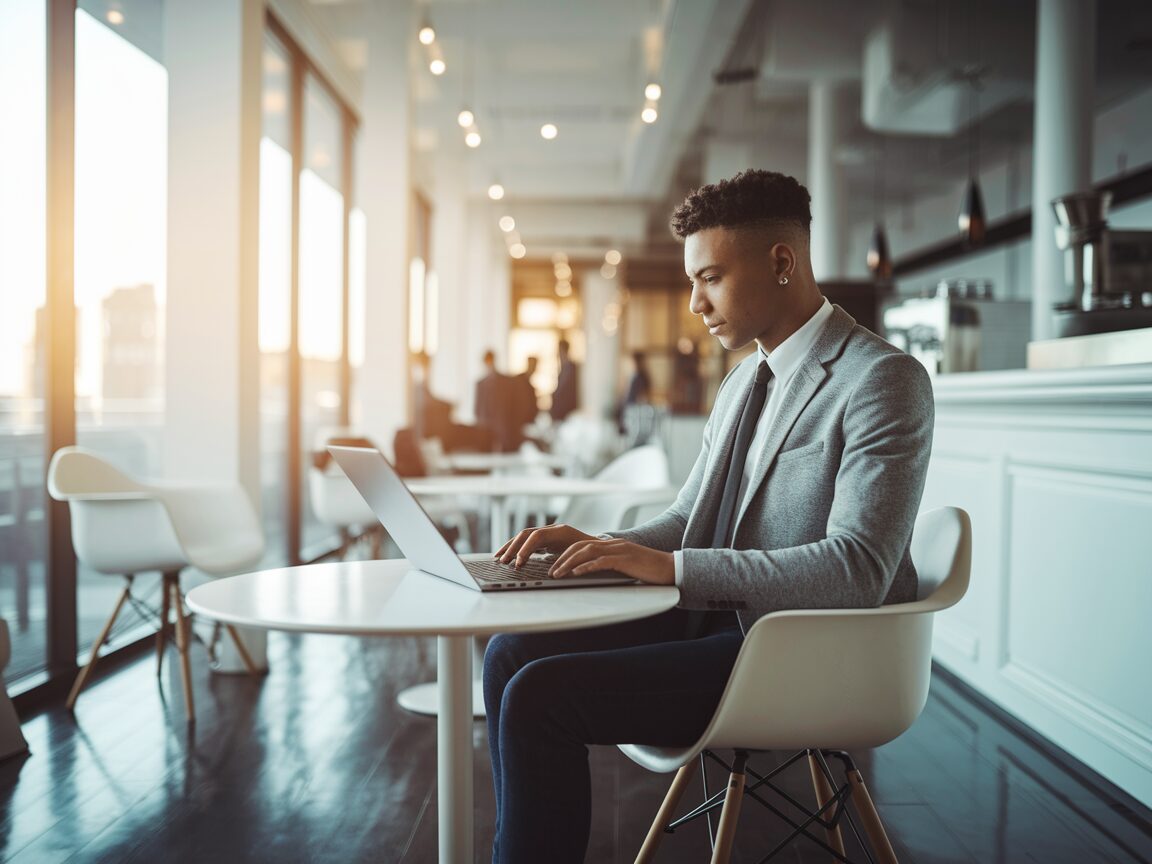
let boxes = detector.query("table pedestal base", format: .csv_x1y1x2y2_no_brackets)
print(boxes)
438,635,473,864
397,680,485,717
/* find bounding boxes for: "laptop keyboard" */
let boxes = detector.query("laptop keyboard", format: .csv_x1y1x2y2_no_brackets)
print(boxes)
466,557,556,583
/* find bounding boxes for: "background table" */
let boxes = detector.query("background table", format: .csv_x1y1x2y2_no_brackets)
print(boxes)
406,474,633,553
444,450,570,474
186,556,678,864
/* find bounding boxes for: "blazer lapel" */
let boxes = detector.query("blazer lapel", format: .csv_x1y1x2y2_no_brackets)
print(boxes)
732,305,855,536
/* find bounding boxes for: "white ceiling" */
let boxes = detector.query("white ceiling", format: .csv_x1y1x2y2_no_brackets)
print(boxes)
302,0,1152,257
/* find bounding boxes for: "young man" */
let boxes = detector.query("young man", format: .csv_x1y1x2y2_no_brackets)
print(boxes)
483,170,934,863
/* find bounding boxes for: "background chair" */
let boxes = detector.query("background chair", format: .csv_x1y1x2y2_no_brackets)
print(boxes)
620,506,972,863
47,447,266,723
0,617,29,761
561,443,676,535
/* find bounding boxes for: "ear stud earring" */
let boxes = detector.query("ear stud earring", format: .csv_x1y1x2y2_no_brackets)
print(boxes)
778,276,789,285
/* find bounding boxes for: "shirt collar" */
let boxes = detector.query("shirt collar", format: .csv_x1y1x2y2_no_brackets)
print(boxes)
759,297,833,383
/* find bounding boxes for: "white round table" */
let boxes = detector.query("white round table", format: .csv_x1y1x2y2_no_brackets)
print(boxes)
186,557,678,864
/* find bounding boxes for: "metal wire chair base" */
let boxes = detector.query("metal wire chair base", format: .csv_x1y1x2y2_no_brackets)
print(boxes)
659,748,881,864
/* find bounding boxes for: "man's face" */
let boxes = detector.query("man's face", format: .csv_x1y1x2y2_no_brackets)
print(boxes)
684,227,783,352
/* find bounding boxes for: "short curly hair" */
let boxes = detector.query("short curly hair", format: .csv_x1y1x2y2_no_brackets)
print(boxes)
669,169,812,240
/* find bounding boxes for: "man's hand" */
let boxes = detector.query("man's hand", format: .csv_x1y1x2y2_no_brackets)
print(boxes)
550,537,675,586
496,525,675,586
496,523,595,567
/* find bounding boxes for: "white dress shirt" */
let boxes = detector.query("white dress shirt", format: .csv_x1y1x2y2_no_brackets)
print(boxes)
671,297,834,585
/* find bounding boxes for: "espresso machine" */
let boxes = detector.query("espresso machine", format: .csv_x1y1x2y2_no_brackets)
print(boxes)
1051,191,1152,338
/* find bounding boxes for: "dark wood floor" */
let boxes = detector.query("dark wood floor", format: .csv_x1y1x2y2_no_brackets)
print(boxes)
2,631,1150,863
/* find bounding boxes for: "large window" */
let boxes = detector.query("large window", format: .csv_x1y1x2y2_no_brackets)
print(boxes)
299,75,345,557
0,0,48,683
260,20,358,565
259,34,293,567
72,5,168,657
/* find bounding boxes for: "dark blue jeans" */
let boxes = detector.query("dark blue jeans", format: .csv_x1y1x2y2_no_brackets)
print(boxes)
482,608,743,864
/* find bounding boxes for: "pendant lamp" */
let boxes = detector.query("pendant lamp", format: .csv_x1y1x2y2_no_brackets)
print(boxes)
866,222,893,280
958,69,987,247
959,177,986,245
866,141,893,281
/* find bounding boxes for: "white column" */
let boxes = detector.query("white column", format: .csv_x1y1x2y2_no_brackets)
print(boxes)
460,210,510,420
580,269,621,420
808,81,845,281
358,0,415,448
1031,0,1097,340
164,0,262,498
429,156,470,405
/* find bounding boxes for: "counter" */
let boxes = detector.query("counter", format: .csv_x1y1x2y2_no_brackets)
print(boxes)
924,364,1152,808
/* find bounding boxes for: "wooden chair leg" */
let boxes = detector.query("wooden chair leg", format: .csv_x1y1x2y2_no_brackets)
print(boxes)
847,768,899,864
169,578,196,724
710,753,748,864
808,751,846,860
156,573,172,677
634,760,699,864
67,581,132,710
224,624,263,676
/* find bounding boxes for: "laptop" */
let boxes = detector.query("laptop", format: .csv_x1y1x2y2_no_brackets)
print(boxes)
327,445,638,592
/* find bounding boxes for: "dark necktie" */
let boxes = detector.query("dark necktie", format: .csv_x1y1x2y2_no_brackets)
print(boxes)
711,361,772,548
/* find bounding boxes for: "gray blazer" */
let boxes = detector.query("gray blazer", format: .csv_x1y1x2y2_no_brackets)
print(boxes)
609,305,934,633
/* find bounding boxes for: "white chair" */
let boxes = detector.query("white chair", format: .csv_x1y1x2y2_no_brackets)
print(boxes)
552,412,625,477
309,462,384,559
620,506,972,864
47,446,266,723
0,617,30,761
561,444,676,535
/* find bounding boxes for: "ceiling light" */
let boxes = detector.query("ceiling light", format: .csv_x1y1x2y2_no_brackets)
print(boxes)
418,25,436,45
429,58,446,76
645,83,662,101
509,243,527,259
540,123,558,140
554,263,572,281
465,131,482,148
107,9,125,25
488,183,505,201
600,263,617,279
605,249,622,266
499,216,516,232
641,106,658,124
457,109,475,128
555,281,572,297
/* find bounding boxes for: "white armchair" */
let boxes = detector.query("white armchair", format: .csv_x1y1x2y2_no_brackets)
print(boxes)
561,444,676,535
621,506,973,863
47,446,266,723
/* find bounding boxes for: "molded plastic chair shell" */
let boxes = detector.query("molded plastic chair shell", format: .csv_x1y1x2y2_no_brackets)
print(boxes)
309,465,379,531
562,444,674,535
47,448,186,575
619,506,972,774
47,446,264,576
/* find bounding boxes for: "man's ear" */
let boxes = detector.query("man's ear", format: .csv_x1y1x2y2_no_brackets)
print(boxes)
769,242,796,282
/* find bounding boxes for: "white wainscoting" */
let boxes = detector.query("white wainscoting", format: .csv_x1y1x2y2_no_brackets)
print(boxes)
924,364,1152,808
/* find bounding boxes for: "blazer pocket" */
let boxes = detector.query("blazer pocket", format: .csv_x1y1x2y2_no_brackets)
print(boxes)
775,439,825,464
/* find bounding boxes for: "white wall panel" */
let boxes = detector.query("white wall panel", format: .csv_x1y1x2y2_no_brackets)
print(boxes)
926,365,1152,808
